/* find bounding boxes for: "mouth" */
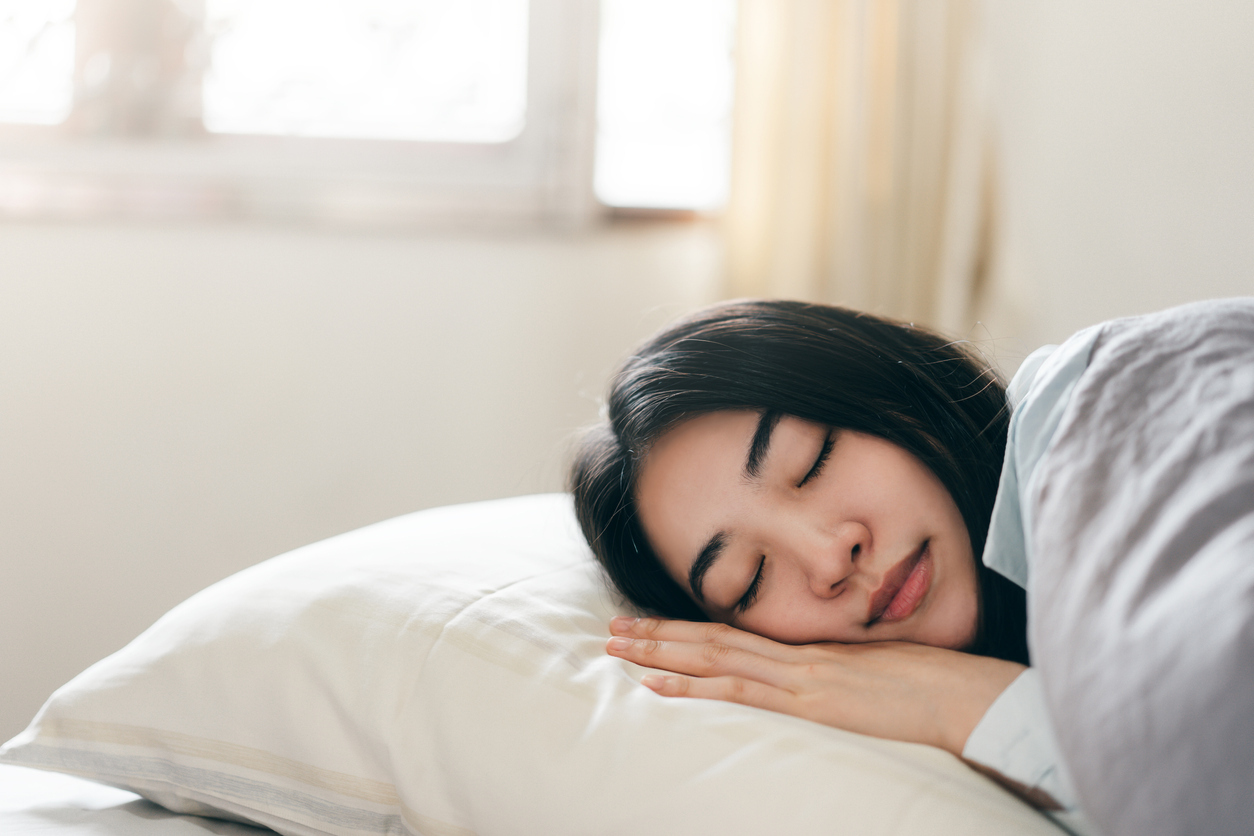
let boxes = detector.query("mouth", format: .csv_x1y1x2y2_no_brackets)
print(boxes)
866,540,932,625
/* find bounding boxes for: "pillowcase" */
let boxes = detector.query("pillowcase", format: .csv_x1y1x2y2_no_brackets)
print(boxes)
1,494,1057,836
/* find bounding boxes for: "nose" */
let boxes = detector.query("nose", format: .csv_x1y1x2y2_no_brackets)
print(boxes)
798,520,868,597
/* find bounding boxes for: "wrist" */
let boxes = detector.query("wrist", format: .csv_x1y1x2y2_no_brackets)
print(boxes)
938,657,1027,756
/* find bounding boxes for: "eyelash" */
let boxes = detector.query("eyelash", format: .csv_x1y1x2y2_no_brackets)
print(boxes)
736,557,765,613
797,429,834,488
736,430,834,614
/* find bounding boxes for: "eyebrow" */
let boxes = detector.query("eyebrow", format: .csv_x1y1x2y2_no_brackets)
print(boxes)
688,531,727,604
745,410,781,479
688,410,780,604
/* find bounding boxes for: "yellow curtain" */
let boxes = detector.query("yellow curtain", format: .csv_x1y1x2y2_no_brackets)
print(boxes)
724,0,992,331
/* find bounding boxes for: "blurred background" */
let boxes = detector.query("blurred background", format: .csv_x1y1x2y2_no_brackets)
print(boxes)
2,0,1252,741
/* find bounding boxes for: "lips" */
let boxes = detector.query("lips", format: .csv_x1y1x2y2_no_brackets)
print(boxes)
867,540,931,625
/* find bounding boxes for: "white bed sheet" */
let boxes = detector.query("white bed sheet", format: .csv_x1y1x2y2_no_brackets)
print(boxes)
0,763,273,836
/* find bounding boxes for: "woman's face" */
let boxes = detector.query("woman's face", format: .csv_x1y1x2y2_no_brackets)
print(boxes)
634,410,980,648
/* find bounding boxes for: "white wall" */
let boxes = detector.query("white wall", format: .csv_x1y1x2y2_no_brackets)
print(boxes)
0,221,722,741
977,0,1254,367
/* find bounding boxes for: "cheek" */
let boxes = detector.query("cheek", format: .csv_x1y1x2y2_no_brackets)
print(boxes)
737,596,864,645
930,562,981,649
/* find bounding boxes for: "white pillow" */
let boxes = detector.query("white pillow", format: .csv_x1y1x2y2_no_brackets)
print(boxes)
0,494,1056,836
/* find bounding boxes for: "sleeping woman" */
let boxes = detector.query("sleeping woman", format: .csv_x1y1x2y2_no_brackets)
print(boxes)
568,298,1254,836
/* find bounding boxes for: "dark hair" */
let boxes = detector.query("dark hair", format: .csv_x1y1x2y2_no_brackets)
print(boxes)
569,299,1027,665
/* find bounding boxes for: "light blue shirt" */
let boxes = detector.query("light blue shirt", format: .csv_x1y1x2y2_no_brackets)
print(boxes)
962,326,1104,836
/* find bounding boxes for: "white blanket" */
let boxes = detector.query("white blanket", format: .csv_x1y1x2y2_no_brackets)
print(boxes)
1028,299,1254,836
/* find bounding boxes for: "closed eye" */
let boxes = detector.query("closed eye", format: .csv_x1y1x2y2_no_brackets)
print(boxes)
735,556,765,613
797,429,834,487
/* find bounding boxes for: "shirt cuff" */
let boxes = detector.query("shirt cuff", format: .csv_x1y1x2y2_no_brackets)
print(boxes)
962,667,1080,811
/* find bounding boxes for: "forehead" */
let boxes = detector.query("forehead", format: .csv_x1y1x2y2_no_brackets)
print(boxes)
638,410,758,490
634,410,759,585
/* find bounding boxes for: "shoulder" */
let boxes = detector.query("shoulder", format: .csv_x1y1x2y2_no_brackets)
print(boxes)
981,325,1103,586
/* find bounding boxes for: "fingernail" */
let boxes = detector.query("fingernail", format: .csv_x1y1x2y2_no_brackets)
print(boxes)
641,674,667,691
610,616,637,632
607,637,633,651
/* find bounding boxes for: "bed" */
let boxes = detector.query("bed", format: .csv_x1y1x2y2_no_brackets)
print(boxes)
0,493,1061,836
0,763,272,835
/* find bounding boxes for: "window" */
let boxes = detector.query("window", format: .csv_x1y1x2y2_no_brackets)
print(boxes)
202,0,529,143
0,0,75,124
0,0,734,225
595,0,736,211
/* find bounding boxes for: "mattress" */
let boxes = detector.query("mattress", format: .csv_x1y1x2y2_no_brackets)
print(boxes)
0,763,273,835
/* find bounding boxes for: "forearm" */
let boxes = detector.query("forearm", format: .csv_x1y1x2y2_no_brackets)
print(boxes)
930,652,1026,757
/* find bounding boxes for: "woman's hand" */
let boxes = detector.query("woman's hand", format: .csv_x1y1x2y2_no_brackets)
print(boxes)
606,616,1025,757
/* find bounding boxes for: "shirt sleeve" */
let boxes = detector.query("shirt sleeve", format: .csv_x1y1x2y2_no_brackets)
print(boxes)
964,668,1078,805
963,668,1103,836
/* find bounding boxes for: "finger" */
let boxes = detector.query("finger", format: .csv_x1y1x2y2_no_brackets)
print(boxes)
606,635,793,687
608,616,797,661
640,672,795,715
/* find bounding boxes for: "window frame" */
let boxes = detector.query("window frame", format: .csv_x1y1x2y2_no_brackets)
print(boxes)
0,0,601,228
